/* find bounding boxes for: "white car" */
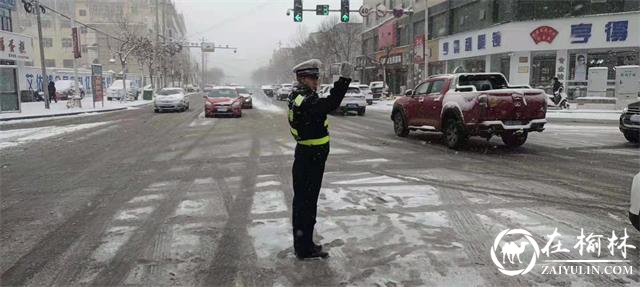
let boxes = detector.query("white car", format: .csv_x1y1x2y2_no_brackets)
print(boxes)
277,84,293,101
359,84,374,105
369,81,389,100
630,172,640,231
319,85,366,116
154,87,189,112
234,86,253,109
54,80,85,100
107,80,139,101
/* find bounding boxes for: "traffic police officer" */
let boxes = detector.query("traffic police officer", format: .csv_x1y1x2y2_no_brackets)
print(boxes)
288,59,352,259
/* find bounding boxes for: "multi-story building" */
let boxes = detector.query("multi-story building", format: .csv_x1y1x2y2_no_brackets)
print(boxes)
1,0,22,112
12,0,189,93
360,0,640,97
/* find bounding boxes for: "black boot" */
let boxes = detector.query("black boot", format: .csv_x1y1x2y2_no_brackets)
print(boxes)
296,248,329,260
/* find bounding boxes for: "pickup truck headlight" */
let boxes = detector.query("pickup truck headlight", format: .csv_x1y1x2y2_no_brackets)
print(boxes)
623,107,628,113
205,101,212,107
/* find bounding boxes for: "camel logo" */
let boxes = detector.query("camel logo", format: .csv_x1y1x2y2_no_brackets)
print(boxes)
490,229,540,276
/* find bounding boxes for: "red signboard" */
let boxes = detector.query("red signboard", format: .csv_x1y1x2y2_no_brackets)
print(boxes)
414,34,425,64
377,19,397,50
72,27,81,59
530,26,559,44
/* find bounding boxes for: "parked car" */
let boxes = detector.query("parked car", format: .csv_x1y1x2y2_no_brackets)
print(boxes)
277,83,293,101
54,80,85,100
319,85,366,116
620,101,640,143
204,87,242,118
154,87,189,112
369,81,389,100
359,84,374,105
391,73,547,149
107,80,139,101
234,86,253,109
630,172,640,231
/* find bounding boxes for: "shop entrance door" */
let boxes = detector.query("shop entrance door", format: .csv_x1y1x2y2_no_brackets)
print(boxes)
0,66,20,113
530,54,556,89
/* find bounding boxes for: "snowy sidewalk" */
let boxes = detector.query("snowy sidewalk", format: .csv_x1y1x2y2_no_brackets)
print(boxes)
0,98,152,121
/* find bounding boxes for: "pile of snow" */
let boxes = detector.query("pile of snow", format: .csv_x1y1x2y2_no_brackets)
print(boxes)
367,100,394,112
0,121,112,150
252,94,283,113
0,98,151,121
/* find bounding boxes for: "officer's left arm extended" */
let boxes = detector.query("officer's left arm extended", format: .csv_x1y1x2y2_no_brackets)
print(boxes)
295,77,351,116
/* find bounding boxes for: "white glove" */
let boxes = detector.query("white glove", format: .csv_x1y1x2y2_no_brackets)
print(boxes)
339,62,354,79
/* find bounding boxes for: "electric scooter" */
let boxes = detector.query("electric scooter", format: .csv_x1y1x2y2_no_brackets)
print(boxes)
546,87,569,110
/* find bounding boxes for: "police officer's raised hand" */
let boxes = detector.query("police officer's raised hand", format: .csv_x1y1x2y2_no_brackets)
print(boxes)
339,62,354,79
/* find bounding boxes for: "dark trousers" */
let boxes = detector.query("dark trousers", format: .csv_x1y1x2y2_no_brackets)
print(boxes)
292,143,329,254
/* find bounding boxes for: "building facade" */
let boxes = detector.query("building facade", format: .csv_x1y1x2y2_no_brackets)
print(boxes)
12,0,189,93
360,0,640,97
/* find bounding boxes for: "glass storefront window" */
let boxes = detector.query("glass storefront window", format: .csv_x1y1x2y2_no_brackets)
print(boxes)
569,50,640,80
0,67,20,112
447,57,486,74
530,53,556,89
490,54,511,81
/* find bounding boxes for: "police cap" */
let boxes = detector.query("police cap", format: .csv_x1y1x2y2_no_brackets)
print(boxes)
292,59,322,78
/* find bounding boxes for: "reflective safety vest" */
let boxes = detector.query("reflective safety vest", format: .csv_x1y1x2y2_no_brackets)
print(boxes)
288,91,330,146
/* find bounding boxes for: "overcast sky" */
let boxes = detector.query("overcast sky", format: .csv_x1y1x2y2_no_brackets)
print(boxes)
174,0,363,84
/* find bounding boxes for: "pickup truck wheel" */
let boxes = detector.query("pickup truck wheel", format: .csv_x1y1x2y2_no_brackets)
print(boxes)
358,108,365,116
501,131,528,147
443,116,468,149
393,111,409,137
623,130,639,143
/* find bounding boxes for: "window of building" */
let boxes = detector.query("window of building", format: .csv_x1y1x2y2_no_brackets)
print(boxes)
45,59,56,67
42,38,53,47
62,38,73,48
79,9,87,16
0,8,12,31
61,20,71,28
63,59,74,68
80,26,87,34
81,45,88,53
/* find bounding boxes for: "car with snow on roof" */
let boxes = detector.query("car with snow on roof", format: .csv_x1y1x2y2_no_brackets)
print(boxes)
391,73,547,149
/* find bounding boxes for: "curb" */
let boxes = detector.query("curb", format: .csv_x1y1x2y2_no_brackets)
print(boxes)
0,102,151,122
545,117,620,124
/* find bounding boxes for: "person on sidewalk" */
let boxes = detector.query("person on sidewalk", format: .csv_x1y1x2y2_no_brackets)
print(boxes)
48,81,57,103
552,77,562,105
287,59,353,260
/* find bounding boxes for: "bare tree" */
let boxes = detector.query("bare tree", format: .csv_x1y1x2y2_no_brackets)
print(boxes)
108,18,147,101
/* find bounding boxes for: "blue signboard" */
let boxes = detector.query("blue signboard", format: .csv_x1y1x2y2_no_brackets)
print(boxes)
0,0,16,10
570,23,592,44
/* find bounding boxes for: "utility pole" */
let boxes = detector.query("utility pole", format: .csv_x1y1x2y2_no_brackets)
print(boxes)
408,11,414,88
424,0,429,79
34,0,50,109
201,38,206,91
71,0,81,107
155,0,160,90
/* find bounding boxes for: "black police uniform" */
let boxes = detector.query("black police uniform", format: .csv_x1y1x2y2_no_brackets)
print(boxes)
288,77,351,257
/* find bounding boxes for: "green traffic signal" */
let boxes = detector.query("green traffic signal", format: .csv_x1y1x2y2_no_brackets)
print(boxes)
294,13,302,22
341,14,349,22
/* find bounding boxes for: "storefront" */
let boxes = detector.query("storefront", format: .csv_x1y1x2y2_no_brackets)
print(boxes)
436,11,640,97
1,29,33,113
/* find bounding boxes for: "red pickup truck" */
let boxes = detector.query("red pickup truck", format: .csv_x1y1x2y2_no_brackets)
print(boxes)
391,73,547,149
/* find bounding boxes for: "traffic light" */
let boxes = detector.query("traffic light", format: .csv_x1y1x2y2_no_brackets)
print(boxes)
316,5,329,16
340,0,349,22
293,0,303,22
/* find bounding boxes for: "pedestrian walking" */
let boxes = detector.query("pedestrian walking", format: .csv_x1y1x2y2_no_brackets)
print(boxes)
287,59,353,260
48,80,57,103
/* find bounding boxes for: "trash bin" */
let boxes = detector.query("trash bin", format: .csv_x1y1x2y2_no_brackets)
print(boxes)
143,90,153,100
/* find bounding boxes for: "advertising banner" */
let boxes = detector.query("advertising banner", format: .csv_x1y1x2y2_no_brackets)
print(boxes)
91,64,103,104
0,30,34,62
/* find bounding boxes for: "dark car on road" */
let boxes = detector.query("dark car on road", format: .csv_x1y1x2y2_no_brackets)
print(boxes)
620,101,640,143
